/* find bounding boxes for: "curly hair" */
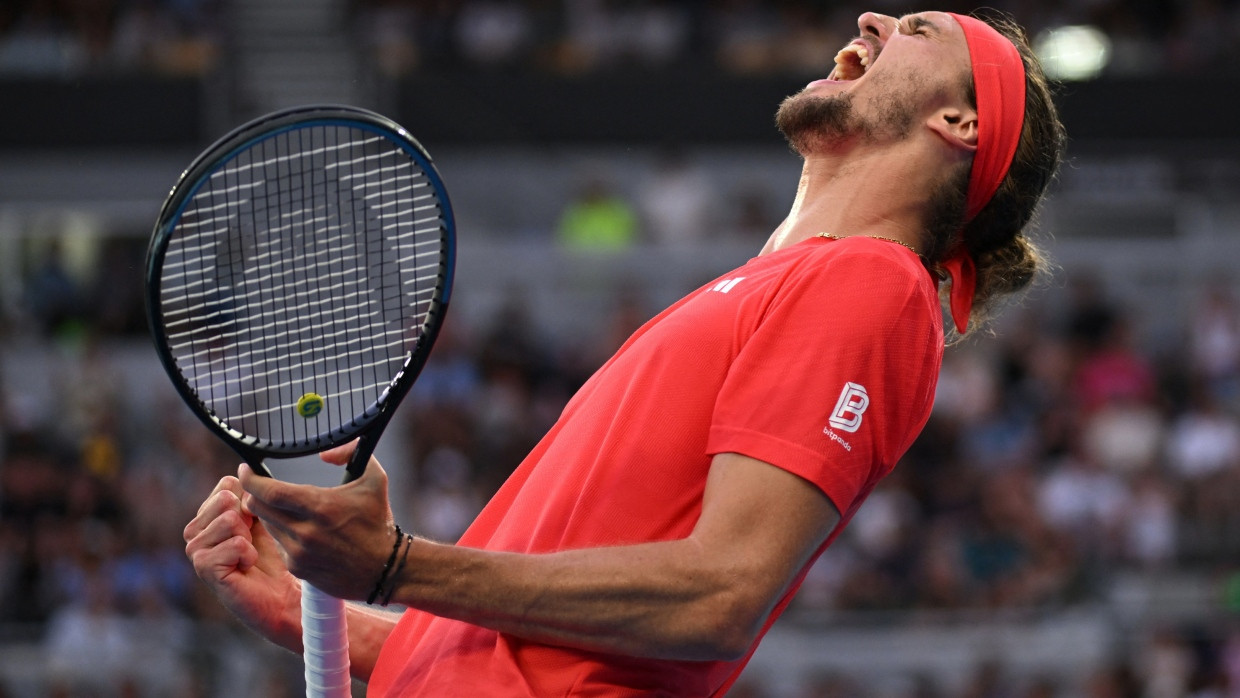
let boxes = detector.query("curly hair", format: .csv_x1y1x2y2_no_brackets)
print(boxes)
922,12,1067,336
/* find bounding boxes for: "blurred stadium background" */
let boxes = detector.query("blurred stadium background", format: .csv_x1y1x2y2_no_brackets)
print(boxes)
3,0,1240,696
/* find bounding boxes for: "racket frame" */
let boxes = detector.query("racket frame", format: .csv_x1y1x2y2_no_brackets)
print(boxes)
145,104,455,481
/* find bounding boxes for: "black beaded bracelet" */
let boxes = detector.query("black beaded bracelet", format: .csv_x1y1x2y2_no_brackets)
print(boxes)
367,524,404,605
380,534,414,607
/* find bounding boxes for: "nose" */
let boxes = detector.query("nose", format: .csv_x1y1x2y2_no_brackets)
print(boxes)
857,12,897,43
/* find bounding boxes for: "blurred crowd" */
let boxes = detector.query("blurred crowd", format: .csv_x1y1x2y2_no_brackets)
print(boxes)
0,0,222,76
349,0,1236,78
6,0,1240,78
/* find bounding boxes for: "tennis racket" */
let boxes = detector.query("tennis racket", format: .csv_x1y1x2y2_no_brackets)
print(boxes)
145,104,455,697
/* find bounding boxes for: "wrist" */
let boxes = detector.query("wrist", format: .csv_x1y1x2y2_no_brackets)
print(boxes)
380,535,432,609
380,533,414,606
269,576,308,652
367,524,407,605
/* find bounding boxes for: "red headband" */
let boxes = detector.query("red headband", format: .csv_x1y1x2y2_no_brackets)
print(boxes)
941,13,1026,333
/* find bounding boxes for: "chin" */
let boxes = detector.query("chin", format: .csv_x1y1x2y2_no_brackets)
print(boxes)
775,92,857,155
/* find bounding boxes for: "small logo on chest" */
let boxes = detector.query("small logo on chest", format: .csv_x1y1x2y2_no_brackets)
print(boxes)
708,277,746,294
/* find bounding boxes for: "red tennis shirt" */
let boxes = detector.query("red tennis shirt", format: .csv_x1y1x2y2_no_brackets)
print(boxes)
369,235,944,696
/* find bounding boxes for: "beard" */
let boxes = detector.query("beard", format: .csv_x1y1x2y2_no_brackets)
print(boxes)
775,78,919,155
775,92,861,154
922,163,971,263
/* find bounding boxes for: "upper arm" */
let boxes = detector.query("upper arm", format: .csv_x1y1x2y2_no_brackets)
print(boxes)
708,246,941,519
689,451,841,634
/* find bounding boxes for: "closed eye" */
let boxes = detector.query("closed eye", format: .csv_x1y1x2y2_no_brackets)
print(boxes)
901,16,937,37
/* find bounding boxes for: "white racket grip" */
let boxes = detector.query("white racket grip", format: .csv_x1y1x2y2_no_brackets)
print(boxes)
302,582,352,698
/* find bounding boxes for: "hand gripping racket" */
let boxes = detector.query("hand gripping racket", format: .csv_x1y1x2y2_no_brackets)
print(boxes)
145,105,454,697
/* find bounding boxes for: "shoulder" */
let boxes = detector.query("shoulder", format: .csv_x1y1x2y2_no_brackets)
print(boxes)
782,237,937,306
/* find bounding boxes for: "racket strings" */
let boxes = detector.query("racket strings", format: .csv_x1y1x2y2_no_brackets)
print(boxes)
158,124,446,449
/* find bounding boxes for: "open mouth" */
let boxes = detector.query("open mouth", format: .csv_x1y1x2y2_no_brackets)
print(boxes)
829,41,873,81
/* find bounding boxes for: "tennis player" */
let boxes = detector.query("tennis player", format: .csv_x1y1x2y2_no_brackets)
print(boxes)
185,10,1064,696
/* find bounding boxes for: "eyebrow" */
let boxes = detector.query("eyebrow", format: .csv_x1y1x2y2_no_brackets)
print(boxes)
901,15,940,35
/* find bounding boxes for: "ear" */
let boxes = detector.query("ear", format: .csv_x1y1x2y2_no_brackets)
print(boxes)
926,106,978,153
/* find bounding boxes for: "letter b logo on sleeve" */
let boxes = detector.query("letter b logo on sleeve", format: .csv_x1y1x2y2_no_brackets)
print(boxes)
828,382,869,433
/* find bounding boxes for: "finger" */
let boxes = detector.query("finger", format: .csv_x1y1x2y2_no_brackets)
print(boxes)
246,511,300,567
242,490,303,534
319,440,359,466
185,487,248,542
248,515,290,575
239,463,318,518
187,530,259,580
194,476,244,519
191,507,289,579
231,535,261,572
245,504,300,565
186,505,254,555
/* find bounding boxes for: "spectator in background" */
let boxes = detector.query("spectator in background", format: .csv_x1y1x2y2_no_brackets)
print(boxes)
726,181,783,241
555,177,638,252
411,446,483,543
454,0,535,67
708,0,784,74
1117,470,1177,569
1074,312,1162,475
1188,281,1240,405
43,571,133,694
1165,383,1240,482
353,0,421,75
960,659,1012,698
1038,443,1127,562
23,240,82,338
637,149,716,248
558,0,690,71
110,0,180,71
0,0,84,75
1074,311,1156,412
1136,628,1195,698
1063,272,1119,358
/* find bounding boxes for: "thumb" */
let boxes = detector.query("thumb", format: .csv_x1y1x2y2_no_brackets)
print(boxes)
320,439,360,467
349,454,389,493
322,440,388,488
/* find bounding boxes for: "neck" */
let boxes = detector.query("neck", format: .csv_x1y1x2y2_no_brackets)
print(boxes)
761,137,949,256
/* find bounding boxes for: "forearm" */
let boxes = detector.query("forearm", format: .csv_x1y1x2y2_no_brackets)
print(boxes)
385,536,768,661
237,452,836,666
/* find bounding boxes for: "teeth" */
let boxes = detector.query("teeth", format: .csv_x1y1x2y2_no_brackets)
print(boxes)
832,44,868,81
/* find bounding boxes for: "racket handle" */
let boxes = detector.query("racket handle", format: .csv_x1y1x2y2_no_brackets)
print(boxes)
302,582,352,698
343,431,380,484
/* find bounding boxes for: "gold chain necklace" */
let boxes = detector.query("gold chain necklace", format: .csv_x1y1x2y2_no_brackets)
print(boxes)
816,232,923,259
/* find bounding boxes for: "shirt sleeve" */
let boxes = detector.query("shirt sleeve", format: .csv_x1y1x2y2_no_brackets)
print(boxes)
706,244,942,514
